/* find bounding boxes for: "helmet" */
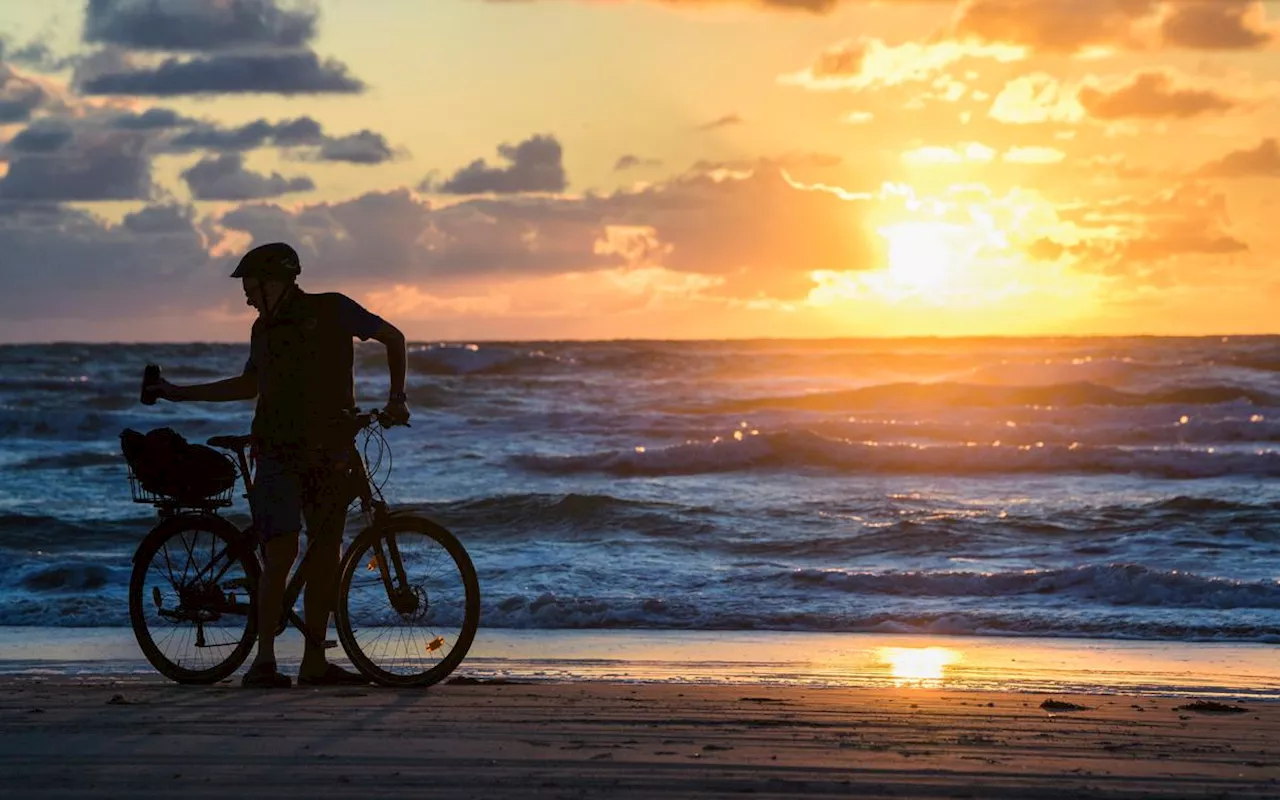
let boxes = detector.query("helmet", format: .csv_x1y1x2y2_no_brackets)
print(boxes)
230,242,301,281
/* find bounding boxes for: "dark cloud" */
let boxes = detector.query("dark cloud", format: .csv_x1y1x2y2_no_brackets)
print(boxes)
80,51,364,96
110,107,196,130
83,0,318,51
181,152,314,200
7,122,74,153
123,202,198,233
219,161,879,300
0,202,215,323
0,62,50,123
1078,71,1241,119
0,39,73,72
1161,1,1276,50
316,130,394,164
615,154,664,171
431,134,567,195
697,113,744,130
0,131,154,202
1196,138,1280,178
168,117,323,152
163,116,393,163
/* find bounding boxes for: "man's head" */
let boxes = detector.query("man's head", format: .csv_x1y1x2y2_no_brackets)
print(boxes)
231,242,301,314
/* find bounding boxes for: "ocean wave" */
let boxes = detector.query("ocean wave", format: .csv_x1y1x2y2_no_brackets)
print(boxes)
513,429,1280,479
0,512,153,551
389,344,574,376
780,564,1280,609
474,592,1280,642
713,381,1279,414
422,492,694,534
11,451,121,470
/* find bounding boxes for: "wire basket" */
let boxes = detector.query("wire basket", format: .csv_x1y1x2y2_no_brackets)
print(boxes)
127,461,236,508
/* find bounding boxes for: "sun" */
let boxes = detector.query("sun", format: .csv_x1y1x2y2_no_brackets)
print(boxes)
880,221,962,291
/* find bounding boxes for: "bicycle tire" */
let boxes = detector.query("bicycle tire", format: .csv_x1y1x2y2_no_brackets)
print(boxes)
129,514,260,684
334,514,480,687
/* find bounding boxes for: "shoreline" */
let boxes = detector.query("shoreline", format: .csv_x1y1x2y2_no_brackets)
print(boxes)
2,681,1276,799
2,627,1278,699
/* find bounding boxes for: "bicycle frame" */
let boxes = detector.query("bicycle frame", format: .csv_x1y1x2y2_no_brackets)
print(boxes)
161,415,412,653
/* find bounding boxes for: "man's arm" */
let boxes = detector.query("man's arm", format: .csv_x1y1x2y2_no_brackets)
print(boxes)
163,373,257,403
370,321,407,398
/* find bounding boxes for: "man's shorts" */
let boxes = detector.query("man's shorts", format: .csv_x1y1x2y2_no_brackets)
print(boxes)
250,447,356,543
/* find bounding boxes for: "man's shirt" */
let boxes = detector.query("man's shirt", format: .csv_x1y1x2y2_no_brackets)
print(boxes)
243,288,385,451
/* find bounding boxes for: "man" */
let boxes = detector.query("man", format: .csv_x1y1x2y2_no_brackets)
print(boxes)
147,242,409,688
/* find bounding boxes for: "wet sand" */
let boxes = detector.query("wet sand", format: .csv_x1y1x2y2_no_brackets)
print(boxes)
1,679,1276,798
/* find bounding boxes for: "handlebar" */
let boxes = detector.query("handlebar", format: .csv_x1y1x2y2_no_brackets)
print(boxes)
351,407,411,430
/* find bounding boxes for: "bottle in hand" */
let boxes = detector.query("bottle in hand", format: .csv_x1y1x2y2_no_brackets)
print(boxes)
140,364,162,405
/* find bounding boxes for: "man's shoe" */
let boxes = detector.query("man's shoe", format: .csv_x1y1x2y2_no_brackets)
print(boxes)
297,663,369,686
241,661,291,688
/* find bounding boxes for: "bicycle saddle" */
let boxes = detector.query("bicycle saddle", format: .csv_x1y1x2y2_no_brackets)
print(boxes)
207,435,254,451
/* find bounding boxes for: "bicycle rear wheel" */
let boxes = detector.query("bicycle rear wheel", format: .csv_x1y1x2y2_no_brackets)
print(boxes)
129,515,259,684
335,515,480,687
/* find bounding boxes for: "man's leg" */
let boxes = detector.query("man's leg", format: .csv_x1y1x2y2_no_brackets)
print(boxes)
243,453,303,686
296,453,364,683
298,521,341,676
253,532,299,669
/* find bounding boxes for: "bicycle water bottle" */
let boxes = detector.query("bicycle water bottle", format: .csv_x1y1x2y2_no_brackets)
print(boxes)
140,364,161,406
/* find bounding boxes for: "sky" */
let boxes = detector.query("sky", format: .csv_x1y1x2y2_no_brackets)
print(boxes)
1,0,1279,342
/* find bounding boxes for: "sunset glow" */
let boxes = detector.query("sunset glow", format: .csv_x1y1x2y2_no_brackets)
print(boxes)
1,0,1277,341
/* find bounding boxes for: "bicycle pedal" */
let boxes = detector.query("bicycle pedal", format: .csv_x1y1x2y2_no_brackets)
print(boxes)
324,639,337,649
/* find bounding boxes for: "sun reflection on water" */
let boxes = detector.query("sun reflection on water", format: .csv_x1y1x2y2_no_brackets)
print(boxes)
877,646,961,686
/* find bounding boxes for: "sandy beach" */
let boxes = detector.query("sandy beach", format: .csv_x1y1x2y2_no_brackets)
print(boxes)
2,678,1276,799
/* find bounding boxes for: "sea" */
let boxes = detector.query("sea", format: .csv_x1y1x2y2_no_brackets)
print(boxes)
2,337,1279,655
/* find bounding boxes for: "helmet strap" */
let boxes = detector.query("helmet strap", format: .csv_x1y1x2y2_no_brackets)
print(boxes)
263,282,296,321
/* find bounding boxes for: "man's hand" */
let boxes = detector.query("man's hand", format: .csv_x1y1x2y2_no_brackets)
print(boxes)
384,397,411,426
153,378,180,401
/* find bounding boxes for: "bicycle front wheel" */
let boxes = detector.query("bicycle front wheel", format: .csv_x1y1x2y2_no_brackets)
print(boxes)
335,515,480,687
129,514,259,684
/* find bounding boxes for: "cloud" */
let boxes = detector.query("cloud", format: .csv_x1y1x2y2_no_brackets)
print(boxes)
0,62,51,123
1160,1,1277,51
485,0,851,12
181,152,314,200
430,134,567,195
0,202,216,322
988,73,1084,124
1077,70,1241,119
697,113,744,130
218,161,883,301
951,0,1160,55
780,37,1024,92
1045,183,1249,272
79,51,365,96
947,0,1279,54
167,116,324,151
6,122,74,153
315,130,395,164
0,130,154,202
1196,138,1280,178
83,0,318,51
110,107,196,130
615,154,664,171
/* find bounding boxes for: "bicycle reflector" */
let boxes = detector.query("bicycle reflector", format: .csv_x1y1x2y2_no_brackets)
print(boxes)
426,637,444,653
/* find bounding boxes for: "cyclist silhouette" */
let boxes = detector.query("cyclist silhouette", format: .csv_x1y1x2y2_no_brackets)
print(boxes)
146,242,410,687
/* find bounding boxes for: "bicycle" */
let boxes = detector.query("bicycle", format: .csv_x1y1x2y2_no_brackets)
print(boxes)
125,408,481,687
